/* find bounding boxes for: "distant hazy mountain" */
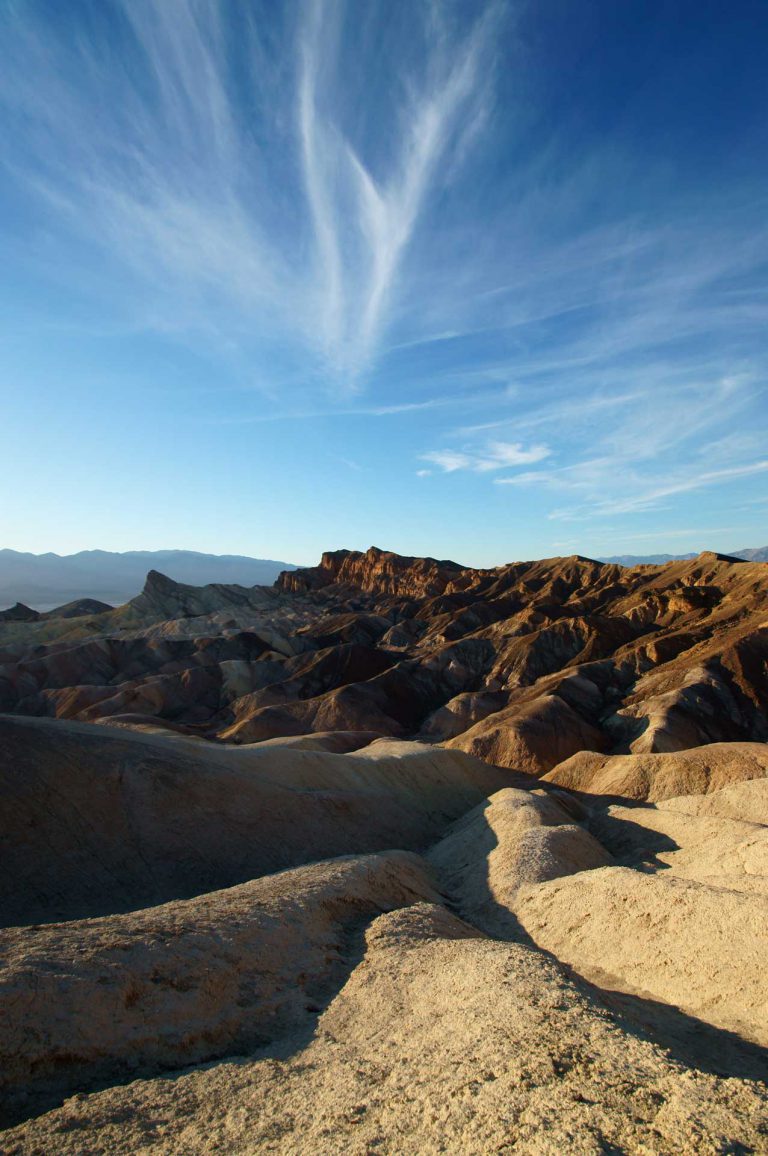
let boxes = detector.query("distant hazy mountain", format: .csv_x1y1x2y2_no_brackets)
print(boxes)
598,552,698,566
599,548,768,566
0,549,297,610
732,547,768,562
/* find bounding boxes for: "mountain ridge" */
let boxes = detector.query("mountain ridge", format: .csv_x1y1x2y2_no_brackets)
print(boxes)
599,546,768,565
0,548,297,609
4,543,767,609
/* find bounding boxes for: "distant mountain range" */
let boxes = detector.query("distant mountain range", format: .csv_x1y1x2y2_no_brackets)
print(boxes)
4,545,768,611
598,547,768,566
0,550,297,610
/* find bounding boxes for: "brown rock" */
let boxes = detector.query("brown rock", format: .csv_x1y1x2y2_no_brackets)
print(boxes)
544,741,768,801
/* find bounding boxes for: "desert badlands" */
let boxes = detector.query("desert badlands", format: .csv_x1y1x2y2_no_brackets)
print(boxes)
1,548,768,1153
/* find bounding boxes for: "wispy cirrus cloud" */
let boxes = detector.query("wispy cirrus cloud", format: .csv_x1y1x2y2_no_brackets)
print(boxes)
297,0,502,383
0,0,501,391
420,440,551,475
1,2,289,331
2,1,768,561
573,460,768,519
406,360,765,523
207,393,491,426
492,374,768,520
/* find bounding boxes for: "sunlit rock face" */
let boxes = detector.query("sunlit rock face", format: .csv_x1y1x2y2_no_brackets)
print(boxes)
4,548,768,773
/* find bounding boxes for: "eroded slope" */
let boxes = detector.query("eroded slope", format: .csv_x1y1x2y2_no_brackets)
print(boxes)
3,547,768,778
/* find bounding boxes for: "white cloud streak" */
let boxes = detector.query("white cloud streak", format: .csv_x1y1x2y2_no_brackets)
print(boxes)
422,440,551,474
439,368,768,521
297,0,500,383
0,0,500,389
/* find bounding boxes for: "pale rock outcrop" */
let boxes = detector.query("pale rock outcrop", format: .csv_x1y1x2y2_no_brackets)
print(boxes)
427,787,612,935
588,800,768,894
4,903,767,1154
0,852,438,1125
660,775,768,825
516,866,768,1047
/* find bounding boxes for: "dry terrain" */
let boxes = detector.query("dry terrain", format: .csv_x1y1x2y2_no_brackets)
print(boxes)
1,548,767,1152
3,546,768,782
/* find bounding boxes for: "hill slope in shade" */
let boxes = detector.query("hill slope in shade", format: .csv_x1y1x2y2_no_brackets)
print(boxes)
0,715,512,926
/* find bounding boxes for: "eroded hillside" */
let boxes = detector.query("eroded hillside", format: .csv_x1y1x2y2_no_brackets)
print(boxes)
2,550,768,1150
2,547,768,787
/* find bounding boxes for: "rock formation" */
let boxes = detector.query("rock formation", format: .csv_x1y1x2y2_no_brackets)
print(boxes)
2,546,768,1150
543,741,768,800
0,602,40,623
3,548,768,781
2,741,768,1149
0,715,512,926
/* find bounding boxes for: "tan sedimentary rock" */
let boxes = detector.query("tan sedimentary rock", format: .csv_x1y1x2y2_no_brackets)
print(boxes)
3,903,767,1154
0,715,511,926
660,775,768,825
446,693,607,774
516,865,768,1047
0,852,438,1125
427,787,612,935
545,741,768,801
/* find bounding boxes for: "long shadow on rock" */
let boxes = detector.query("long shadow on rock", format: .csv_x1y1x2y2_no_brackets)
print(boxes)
586,808,680,868
427,791,768,1084
568,970,768,1084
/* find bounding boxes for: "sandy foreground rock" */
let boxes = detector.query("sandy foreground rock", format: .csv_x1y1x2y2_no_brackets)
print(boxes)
427,787,613,936
430,780,768,1046
0,852,439,1126
661,776,768,824
588,796,768,892
516,867,768,1047
3,904,767,1155
2,717,768,1152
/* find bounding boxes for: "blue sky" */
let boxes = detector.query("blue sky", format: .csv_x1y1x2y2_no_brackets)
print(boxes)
1,0,767,566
